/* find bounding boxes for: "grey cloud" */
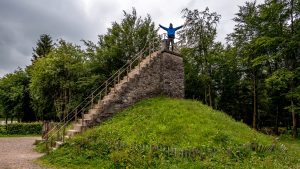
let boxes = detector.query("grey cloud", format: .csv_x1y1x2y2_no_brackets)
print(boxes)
0,0,108,77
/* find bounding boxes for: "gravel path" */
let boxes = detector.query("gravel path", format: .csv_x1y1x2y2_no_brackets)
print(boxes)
0,137,46,169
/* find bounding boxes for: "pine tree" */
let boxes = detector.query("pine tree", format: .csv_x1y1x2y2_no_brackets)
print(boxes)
32,34,53,62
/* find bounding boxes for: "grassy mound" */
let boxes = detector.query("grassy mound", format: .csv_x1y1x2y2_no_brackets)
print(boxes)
40,97,300,168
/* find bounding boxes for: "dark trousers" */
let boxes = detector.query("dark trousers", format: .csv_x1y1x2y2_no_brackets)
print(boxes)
167,37,174,51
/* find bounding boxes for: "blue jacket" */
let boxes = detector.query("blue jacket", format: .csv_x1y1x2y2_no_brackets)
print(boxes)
159,24,183,38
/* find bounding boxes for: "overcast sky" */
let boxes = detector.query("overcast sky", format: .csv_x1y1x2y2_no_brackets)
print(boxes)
0,0,264,77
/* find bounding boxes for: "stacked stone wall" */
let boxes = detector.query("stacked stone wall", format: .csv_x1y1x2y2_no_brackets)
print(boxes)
95,51,184,122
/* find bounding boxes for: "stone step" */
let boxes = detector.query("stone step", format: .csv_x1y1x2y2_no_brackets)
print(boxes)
98,97,113,106
119,78,129,85
114,82,128,91
67,129,80,137
127,72,138,79
99,112,115,118
93,103,101,111
102,94,115,101
78,118,92,125
84,113,95,120
74,123,86,132
55,141,63,148
102,94,115,102
88,108,100,114
93,105,103,112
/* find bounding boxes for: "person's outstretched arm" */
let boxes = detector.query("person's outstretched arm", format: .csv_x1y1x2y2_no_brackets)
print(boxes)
159,24,168,31
175,25,184,31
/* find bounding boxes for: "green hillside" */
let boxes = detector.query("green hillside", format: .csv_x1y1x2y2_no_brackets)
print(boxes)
40,97,300,169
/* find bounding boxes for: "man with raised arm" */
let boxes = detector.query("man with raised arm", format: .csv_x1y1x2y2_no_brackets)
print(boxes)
159,23,183,51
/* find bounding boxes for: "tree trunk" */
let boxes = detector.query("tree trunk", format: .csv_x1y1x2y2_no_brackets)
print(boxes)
18,116,20,123
208,84,213,107
5,115,8,125
275,105,279,135
204,87,208,105
290,0,297,139
291,0,294,34
291,100,298,138
252,76,257,130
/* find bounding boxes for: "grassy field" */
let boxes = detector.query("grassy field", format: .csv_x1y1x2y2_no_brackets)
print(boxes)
39,97,300,169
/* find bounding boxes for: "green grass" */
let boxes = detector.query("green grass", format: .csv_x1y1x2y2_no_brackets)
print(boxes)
40,97,300,169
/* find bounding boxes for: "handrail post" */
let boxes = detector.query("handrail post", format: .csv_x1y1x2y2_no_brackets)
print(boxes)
114,78,116,92
91,93,94,109
149,40,151,56
105,81,108,95
75,109,77,121
45,121,49,151
46,140,49,152
130,63,132,71
127,68,129,81
152,38,155,53
81,109,84,126
139,57,141,71
62,124,65,142
56,123,60,141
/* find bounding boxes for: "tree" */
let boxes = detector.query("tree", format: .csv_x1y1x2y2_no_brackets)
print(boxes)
32,34,54,62
228,1,262,129
27,8,159,121
95,8,159,75
29,40,86,120
180,7,221,107
284,0,300,138
82,8,159,96
226,0,300,134
0,68,34,123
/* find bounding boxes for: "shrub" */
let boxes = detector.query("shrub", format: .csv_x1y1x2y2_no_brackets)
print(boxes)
5,122,42,135
0,125,6,135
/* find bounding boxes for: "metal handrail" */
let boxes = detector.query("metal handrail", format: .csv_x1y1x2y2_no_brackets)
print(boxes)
45,37,160,146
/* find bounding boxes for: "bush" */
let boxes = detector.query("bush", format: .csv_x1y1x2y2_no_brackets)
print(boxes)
0,125,6,135
5,122,42,135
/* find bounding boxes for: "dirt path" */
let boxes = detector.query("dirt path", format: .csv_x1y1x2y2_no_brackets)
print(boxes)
0,137,46,169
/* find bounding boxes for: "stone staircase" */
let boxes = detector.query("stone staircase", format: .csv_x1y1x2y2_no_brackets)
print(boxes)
52,51,160,147
64,51,160,139
48,45,184,149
